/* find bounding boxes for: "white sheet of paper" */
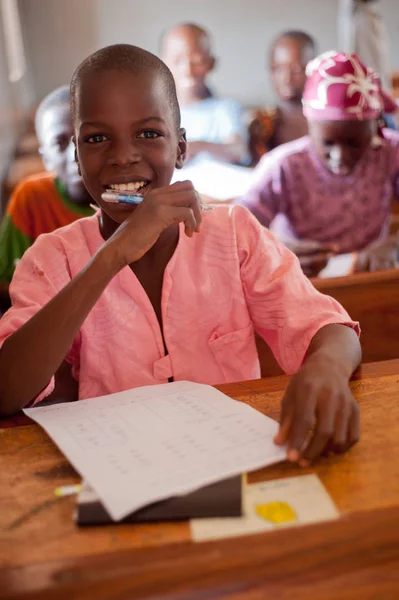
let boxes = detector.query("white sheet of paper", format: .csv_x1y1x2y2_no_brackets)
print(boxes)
24,381,286,521
318,253,355,278
172,156,253,200
191,474,339,542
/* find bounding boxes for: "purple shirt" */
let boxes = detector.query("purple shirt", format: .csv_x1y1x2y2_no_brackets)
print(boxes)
240,130,399,252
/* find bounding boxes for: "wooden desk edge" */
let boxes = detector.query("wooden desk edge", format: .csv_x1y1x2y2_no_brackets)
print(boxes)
1,504,399,598
311,268,399,290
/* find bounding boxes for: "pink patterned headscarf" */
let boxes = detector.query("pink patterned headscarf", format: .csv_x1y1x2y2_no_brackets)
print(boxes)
302,51,397,121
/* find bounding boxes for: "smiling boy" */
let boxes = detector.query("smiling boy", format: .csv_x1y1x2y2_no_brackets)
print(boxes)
0,45,361,468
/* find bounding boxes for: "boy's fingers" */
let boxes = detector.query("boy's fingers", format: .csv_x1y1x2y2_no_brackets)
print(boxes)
161,188,202,233
285,399,316,459
332,399,351,446
301,400,336,463
169,207,197,237
274,415,291,445
160,189,198,206
274,402,293,445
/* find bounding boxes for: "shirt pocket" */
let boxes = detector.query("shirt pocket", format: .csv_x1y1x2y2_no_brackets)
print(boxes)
208,322,258,382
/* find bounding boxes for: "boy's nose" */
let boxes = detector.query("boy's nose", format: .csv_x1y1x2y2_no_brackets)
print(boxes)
329,145,345,163
179,58,195,78
110,139,141,167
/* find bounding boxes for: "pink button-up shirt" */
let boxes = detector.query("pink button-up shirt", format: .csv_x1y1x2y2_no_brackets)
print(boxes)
0,205,357,403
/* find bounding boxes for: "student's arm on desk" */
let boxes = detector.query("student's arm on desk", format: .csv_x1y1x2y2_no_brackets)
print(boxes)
236,206,361,464
275,324,361,465
0,182,202,416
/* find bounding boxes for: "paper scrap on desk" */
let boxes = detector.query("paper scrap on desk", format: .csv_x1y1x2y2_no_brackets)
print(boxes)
318,253,355,278
191,474,338,542
24,381,286,521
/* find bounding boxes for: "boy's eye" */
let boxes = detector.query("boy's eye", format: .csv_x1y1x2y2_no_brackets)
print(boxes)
137,131,162,139
52,136,70,152
85,134,108,144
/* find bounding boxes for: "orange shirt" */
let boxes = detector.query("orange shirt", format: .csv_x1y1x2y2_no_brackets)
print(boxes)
0,172,94,282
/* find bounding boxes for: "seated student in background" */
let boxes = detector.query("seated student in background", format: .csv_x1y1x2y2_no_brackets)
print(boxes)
161,23,247,165
240,51,399,276
249,31,316,166
0,44,361,466
0,86,94,311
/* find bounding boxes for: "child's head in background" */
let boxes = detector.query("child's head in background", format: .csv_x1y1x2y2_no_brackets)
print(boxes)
160,23,215,105
270,31,316,106
70,44,186,227
303,51,397,176
35,86,91,205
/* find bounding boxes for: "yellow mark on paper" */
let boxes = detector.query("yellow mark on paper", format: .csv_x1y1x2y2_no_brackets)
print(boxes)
255,501,297,524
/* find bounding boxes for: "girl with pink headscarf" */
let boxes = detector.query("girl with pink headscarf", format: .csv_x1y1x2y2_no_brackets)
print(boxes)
239,51,399,276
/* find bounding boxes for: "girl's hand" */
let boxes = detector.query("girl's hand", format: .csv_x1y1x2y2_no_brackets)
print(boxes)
274,355,360,465
278,236,338,278
104,180,202,270
355,235,399,272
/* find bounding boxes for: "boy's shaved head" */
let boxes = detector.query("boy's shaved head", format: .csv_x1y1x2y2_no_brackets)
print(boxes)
270,30,316,59
160,22,212,54
70,43,180,128
160,23,215,104
35,85,70,142
270,30,316,103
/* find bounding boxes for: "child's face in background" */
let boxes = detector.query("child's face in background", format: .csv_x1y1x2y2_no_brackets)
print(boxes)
308,119,377,175
270,38,313,103
39,103,90,204
74,69,186,224
162,28,215,99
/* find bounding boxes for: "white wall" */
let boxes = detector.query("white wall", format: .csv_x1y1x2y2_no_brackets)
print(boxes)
19,0,99,103
0,1,33,208
0,14,15,181
19,0,399,106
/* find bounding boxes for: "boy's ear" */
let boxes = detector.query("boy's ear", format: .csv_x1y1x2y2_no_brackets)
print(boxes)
72,136,82,176
208,55,216,73
175,128,187,169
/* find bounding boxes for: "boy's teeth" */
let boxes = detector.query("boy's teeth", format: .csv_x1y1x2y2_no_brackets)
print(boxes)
109,181,146,191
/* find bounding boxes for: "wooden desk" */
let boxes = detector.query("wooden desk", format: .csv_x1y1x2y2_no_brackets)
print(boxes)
1,360,399,599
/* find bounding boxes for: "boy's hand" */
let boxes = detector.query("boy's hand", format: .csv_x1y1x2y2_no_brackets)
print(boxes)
274,355,360,465
104,181,202,270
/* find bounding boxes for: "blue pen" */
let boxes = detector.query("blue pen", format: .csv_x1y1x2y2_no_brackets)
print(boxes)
101,191,144,205
102,190,215,211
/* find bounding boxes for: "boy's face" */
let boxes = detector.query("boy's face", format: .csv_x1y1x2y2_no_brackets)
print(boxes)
270,38,313,103
39,103,89,204
74,69,186,224
162,29,215,97
308,119,376,175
